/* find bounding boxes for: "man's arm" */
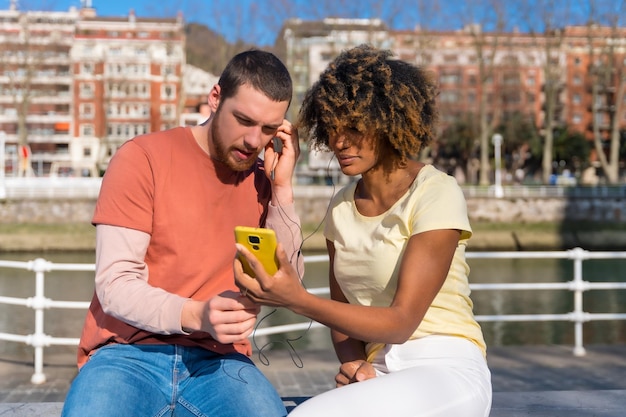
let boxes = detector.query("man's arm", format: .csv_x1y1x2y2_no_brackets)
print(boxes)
265,203,304,278
95,224,260,342
263,119,304,275
94,224,189,334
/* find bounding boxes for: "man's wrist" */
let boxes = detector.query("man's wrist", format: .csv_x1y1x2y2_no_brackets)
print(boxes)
271,184,294,205
180,299,202,333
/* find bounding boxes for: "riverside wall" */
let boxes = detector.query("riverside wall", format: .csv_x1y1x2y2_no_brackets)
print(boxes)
1,187,626,225
2,186,626,252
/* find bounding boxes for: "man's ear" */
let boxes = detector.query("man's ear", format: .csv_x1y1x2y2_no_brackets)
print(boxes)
208,84,221,112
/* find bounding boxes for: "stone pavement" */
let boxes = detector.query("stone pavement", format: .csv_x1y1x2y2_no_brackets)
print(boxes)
0,344,625,416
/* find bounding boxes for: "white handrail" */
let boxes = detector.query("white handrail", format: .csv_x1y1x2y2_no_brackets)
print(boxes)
1,247,625,384
2,178,626,199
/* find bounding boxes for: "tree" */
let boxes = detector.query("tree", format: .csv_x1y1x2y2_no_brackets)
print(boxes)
495,112,542,182
449,0,507,186
517,0,579,184
2,13,37,176
436,114,481,182
584,0,626,184
552,127,591,174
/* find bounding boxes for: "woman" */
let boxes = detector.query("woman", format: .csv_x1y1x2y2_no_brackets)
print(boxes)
235,44,492,417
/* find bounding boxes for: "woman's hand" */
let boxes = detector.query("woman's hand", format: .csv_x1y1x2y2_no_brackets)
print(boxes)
335,360,376,387
234,242,306,309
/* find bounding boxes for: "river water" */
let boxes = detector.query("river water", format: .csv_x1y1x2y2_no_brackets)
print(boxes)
0,251,625,360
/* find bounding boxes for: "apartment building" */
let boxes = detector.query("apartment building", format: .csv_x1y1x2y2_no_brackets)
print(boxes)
0,3,185,176
276,18,392,182
394,27,548,130
1,7,624,179
278,18,626,183
0,3,78,176
180,64,218,127
277,17,392,125
562,25,626,142
71,7,185,174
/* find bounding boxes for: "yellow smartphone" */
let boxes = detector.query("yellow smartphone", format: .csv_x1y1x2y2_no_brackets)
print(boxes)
234,226,279,277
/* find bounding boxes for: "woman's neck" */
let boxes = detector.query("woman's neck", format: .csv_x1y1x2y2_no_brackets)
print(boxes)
355,161,423,216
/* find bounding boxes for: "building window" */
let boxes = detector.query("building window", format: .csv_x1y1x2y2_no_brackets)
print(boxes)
440,72,461,85
503,92,521,105
573,94,581,105
503,73,520,85
80,83,94,98
439,91,460,103
162,65,175,76
81,124,94,136
319,52,333,62
83,147,92,157
80,103,94,119
161,104,176,119
161,84,176,100
81,63,94,74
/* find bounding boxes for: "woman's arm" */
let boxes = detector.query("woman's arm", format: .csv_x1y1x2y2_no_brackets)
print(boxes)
327,241,377,386
235,228,461,344
326,241,368,363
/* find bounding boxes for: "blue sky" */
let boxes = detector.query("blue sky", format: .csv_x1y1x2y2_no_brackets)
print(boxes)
11,0,626,46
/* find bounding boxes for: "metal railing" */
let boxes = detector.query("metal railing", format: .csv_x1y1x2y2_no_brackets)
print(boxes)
2,176,626,200
1,248,626,384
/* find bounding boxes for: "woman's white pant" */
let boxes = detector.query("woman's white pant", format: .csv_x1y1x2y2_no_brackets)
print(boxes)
289,336,492,417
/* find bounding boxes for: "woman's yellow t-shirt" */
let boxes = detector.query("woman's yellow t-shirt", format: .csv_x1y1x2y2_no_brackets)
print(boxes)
324,164,486,358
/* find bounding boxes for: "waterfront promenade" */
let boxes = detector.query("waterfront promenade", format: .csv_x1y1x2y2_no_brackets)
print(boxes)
0,344,625,416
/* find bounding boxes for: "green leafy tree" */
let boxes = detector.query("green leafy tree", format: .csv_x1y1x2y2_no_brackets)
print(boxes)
494,112,542,183
436,114,480,182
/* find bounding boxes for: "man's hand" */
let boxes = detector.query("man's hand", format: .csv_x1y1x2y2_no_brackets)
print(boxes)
181,290,260,343
335,360,376,387
264,119,300,204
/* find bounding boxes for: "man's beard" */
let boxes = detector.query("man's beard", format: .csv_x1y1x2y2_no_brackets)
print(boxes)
210,112,257,172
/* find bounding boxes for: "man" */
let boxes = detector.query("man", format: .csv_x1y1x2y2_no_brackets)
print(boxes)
62,50,302,417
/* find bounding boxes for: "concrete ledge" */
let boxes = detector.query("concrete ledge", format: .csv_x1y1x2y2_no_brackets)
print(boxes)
490,390,626,417
0,402,63,417
2,390,625,416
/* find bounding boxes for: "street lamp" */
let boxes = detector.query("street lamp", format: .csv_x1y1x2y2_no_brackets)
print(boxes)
492,133,503,198
0,131,6,199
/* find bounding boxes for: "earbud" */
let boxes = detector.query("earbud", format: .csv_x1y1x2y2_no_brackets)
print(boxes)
272,137,283,153
270,138,282,181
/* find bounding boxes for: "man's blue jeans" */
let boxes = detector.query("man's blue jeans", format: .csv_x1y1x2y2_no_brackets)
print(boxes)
61,344,287,417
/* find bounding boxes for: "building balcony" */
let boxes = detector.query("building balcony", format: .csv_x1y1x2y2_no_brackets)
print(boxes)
27,133,71,144
26,114,71,124
30,94,72,104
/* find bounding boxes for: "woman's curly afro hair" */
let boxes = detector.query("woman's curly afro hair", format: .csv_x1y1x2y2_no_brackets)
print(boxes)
297,44,439,172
